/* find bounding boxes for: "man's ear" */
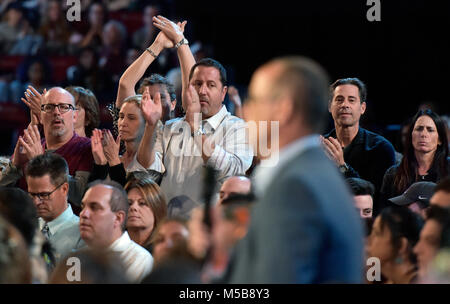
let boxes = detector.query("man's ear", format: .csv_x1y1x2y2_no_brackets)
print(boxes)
221,85,228,102
115,210,126,230
61,182,69,197
360,101,367,115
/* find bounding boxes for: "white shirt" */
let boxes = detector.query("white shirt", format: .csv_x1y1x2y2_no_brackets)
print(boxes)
150,105,253,205
108,231,153,283
253,135,321,197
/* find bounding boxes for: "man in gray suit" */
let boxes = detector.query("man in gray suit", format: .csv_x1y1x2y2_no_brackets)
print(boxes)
26,152,84,261
226,56,364,283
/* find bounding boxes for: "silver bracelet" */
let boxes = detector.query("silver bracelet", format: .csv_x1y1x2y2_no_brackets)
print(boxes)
146,47,158,58
175,38,189,49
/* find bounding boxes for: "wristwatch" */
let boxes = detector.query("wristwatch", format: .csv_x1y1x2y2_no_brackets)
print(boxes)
339,163,349,174
175,37,189,49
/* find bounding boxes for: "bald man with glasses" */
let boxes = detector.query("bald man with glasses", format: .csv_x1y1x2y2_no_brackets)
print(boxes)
1,87,93,211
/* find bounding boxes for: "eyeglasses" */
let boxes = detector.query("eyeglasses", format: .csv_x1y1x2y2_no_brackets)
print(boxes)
28,182,65,201
41,103,75,113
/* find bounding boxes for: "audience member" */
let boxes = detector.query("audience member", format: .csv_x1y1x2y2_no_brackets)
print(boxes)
151,217,190,265
204,194,254,283
132,4,160,51
227,56,364,283
430,177,450,208
0,215,32,284
322,78,396,216
366,206,423,284
49,248,129,284
413,205,450,280
217,175,251,205
25,153,85,261
388,181,436,218
69,1,108,53
10,57,52,104
89,88,163,185
80,179,153,282
142,217,201,284
65,86,100,138
227,85,244,119
0,186,55,283
38,0,71,55
3,87,93,208
98,20,127,83
65,46,115,103
347,177,375,219
381,110,449,210
0,1,24,54
144,17,252,212
124,174,167,251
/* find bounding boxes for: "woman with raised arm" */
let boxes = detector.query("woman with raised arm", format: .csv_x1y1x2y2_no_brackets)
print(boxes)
89,87,163,186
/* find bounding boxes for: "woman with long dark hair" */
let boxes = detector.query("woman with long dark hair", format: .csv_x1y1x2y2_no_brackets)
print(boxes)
366,206,424,284
381,109,449,208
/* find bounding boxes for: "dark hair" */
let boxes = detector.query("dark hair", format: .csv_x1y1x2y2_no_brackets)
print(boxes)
189,58,227,87
220,193,255,221
346,178,375,197
330,77,367,103
270,56,330,133
0,187,37,247
379,206,424,265
25,152,69,186
86,180,129,230
394,110,449,193
426,205,450,248
435,177,450,194
0,215,31,284
65,86,100,137
137,73,176,102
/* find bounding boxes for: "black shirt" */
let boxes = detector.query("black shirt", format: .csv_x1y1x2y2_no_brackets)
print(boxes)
325,127,396,215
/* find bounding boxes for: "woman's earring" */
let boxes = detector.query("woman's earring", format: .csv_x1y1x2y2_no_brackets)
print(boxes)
395,256,404,264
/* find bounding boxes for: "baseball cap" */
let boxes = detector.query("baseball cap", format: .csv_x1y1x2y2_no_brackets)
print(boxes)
389,181,437,208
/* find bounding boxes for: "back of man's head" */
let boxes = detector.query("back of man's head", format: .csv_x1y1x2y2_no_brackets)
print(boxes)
85,180,129,230
268,56,330,133
25,152,69,186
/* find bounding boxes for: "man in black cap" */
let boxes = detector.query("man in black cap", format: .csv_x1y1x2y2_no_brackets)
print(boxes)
389,181,437,218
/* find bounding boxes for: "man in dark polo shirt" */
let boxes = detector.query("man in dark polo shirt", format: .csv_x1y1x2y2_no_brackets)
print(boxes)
1,87,93,211
322,78,395,216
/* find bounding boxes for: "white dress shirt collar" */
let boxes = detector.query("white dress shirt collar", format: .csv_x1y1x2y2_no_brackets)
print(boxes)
253,134,321,196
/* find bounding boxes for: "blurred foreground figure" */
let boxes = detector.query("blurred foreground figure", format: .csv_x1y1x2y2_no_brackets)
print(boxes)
227,56,364,283
49,248,129,284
